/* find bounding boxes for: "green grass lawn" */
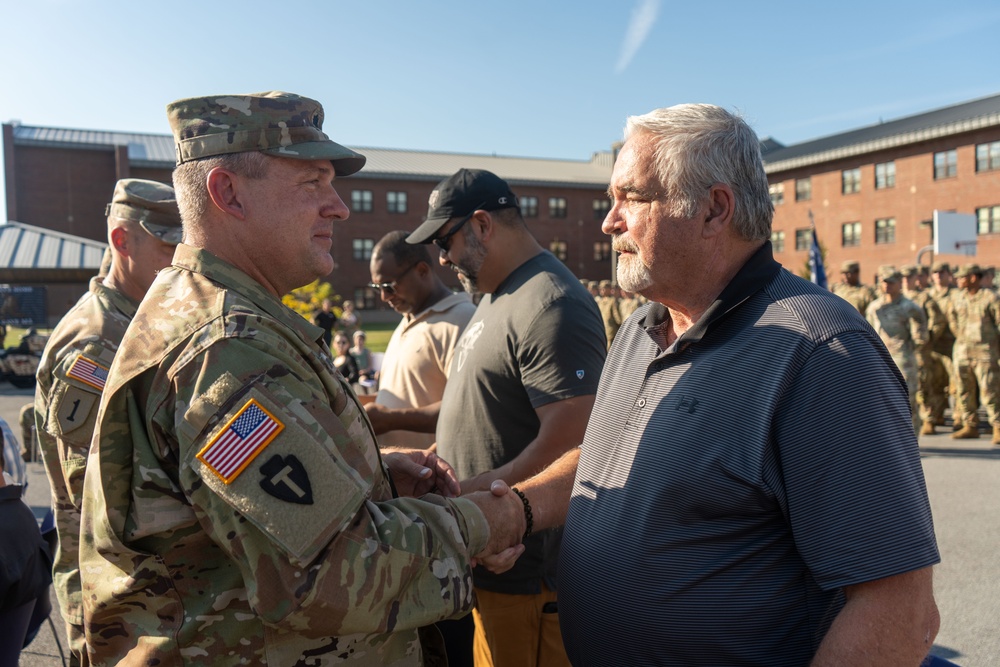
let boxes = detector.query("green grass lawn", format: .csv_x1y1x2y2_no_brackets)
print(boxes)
358,322,397,354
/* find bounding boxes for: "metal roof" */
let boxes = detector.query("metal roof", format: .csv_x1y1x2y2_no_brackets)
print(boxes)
764,92,1000,173
10,124,613,187
0,221,106,283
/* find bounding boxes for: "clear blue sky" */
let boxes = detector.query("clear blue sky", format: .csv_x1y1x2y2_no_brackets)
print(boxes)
2,0,999,219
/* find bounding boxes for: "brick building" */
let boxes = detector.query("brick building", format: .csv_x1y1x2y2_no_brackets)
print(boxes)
763,92,1000,285
2,123,615,323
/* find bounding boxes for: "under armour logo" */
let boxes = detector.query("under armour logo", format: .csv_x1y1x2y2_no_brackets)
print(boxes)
676,395,699,414
259,454,313,505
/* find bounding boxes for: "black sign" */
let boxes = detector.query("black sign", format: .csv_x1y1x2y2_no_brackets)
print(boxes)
0,285,46,327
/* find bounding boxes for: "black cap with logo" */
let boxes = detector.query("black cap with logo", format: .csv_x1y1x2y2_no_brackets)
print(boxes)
406,168,519,245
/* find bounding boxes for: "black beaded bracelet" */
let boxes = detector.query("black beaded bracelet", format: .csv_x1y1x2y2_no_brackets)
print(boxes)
511,487,534,541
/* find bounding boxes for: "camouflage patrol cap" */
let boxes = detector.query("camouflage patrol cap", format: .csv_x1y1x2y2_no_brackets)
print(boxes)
841,260,860,273
955,263,983,278
166,91,366,176
599,279,613,289
105,179,183,245
899,264,919,277
931,261,951,273
587,281,599,290
877,265,901,282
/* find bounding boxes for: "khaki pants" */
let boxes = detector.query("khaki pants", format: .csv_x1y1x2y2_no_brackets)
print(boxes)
472,583,570,667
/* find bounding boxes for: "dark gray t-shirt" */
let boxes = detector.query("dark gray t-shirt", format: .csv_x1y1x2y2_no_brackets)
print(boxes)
436,251,606,593
559,243,939,665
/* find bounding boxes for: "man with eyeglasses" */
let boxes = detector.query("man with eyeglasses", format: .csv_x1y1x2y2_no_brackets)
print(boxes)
407,168,607,667
365,230,476,451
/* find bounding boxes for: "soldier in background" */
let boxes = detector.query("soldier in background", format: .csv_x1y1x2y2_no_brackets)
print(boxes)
901,265,949,435
983,266,997,292
831,260,875,315
946,264,1000,442
597,279,622,347
866,266,928,434
34,179,183,666
618,286,642,321
587,280,600,299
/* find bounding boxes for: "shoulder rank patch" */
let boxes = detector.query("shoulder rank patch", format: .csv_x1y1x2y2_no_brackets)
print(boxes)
66,355,109,391
197,398,284,484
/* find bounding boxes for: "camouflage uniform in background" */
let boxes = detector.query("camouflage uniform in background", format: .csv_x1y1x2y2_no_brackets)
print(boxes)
78,93,491,666
902,266,950,433
832,282,876,315
866,271,928,433
618,293,641,321
596,280,621,347
946,269,1000,440
34,179,182,667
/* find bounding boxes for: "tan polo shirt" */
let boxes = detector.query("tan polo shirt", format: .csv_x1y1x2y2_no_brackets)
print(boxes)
376,291,477,448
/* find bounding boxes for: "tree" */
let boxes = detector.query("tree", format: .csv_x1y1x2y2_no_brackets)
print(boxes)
282,281,339,320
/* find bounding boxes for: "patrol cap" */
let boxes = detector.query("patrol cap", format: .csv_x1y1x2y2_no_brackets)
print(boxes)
841,260,860,273
587,281,599,290
955,263,983,278
599,279,613,289
407,169,518,245
166,91,366,176
900,264,919,278
931,261,951,273
105,179,183,245
878,265,901,283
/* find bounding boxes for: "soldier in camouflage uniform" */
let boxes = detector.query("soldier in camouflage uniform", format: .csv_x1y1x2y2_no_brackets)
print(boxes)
865,266,928,433
945,264,1000,442
928,262,958,425
76,92,525,667
900,264,949,435
596,279,622,347
34,179,183,667
617,287,641,321
832,260,875,315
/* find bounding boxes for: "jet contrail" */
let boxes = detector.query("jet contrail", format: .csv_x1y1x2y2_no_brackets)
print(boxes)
616,0,661,74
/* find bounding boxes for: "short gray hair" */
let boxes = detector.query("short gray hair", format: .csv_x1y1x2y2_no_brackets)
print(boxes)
625,104,773,242
171,151,271,228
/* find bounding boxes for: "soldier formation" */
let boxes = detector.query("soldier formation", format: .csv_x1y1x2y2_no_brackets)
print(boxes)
836,259,1000,443
584,278,646,348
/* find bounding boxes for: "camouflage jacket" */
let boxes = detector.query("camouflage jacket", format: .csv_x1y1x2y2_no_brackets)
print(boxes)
904,289,947,351
946,288,1000,360
597,296,621,344
617,297,641,321
78,245,488,666
35,276,136,626
832,282,875,315
865,295,928,373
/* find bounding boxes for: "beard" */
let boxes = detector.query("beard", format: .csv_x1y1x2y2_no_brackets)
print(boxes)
451,228,489,294
612,234,653,293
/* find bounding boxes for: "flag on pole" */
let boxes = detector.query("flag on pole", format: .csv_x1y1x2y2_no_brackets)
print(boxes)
808,211,827,289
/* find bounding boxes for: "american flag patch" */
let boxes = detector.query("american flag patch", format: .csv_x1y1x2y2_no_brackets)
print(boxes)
67,355,109,391
197,399,284,484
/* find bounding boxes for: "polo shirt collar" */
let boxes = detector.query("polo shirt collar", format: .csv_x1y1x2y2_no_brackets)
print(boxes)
642,241,780,348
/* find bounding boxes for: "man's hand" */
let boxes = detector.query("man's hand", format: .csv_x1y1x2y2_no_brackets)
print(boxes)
382,446,460,498
466,480,527,574
364,401,395,435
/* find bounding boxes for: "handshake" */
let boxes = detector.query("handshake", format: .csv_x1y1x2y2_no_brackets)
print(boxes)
382,447,532,574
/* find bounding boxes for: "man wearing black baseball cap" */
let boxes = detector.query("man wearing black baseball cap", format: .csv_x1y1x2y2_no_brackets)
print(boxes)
408,168,607,667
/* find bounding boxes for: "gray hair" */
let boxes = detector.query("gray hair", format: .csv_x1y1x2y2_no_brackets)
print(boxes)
625,104,773,242
171,151,271,228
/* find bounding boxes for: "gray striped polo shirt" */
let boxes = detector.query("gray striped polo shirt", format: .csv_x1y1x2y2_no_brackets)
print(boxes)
559,242,939,666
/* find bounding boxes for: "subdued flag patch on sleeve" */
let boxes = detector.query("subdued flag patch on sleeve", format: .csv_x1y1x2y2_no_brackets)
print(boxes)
67,355,109,391
197,398,284,484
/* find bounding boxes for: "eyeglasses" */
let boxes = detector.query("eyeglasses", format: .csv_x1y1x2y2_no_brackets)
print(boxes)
367,262,419,294
432,203,485,252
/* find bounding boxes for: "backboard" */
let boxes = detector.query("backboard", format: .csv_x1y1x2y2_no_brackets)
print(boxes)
933,211,977,256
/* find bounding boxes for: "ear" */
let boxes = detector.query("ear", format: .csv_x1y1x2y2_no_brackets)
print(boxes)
206,167,247,220
703,183,735,238
474,210,495,243
109,226,130,256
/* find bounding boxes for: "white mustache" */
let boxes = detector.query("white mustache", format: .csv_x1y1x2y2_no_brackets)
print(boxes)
612,235,637,254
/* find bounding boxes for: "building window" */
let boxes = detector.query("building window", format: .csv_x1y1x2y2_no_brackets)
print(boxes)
521,196,539,218
771,230,785,253
549,240,568,261
593,198,610,221
795,178,812,202
593,241,611,261
841,168,862,194
795,228,811,251
386,191,407,213
875,218,896,245
354,287,378,310
976,141,1000,172
769,182,784,206
875,162,895,189
934,150,957,179
841,221,862,247
977,205,1000,235
549,197,567,218
351,190,373,212
352,238,374,261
